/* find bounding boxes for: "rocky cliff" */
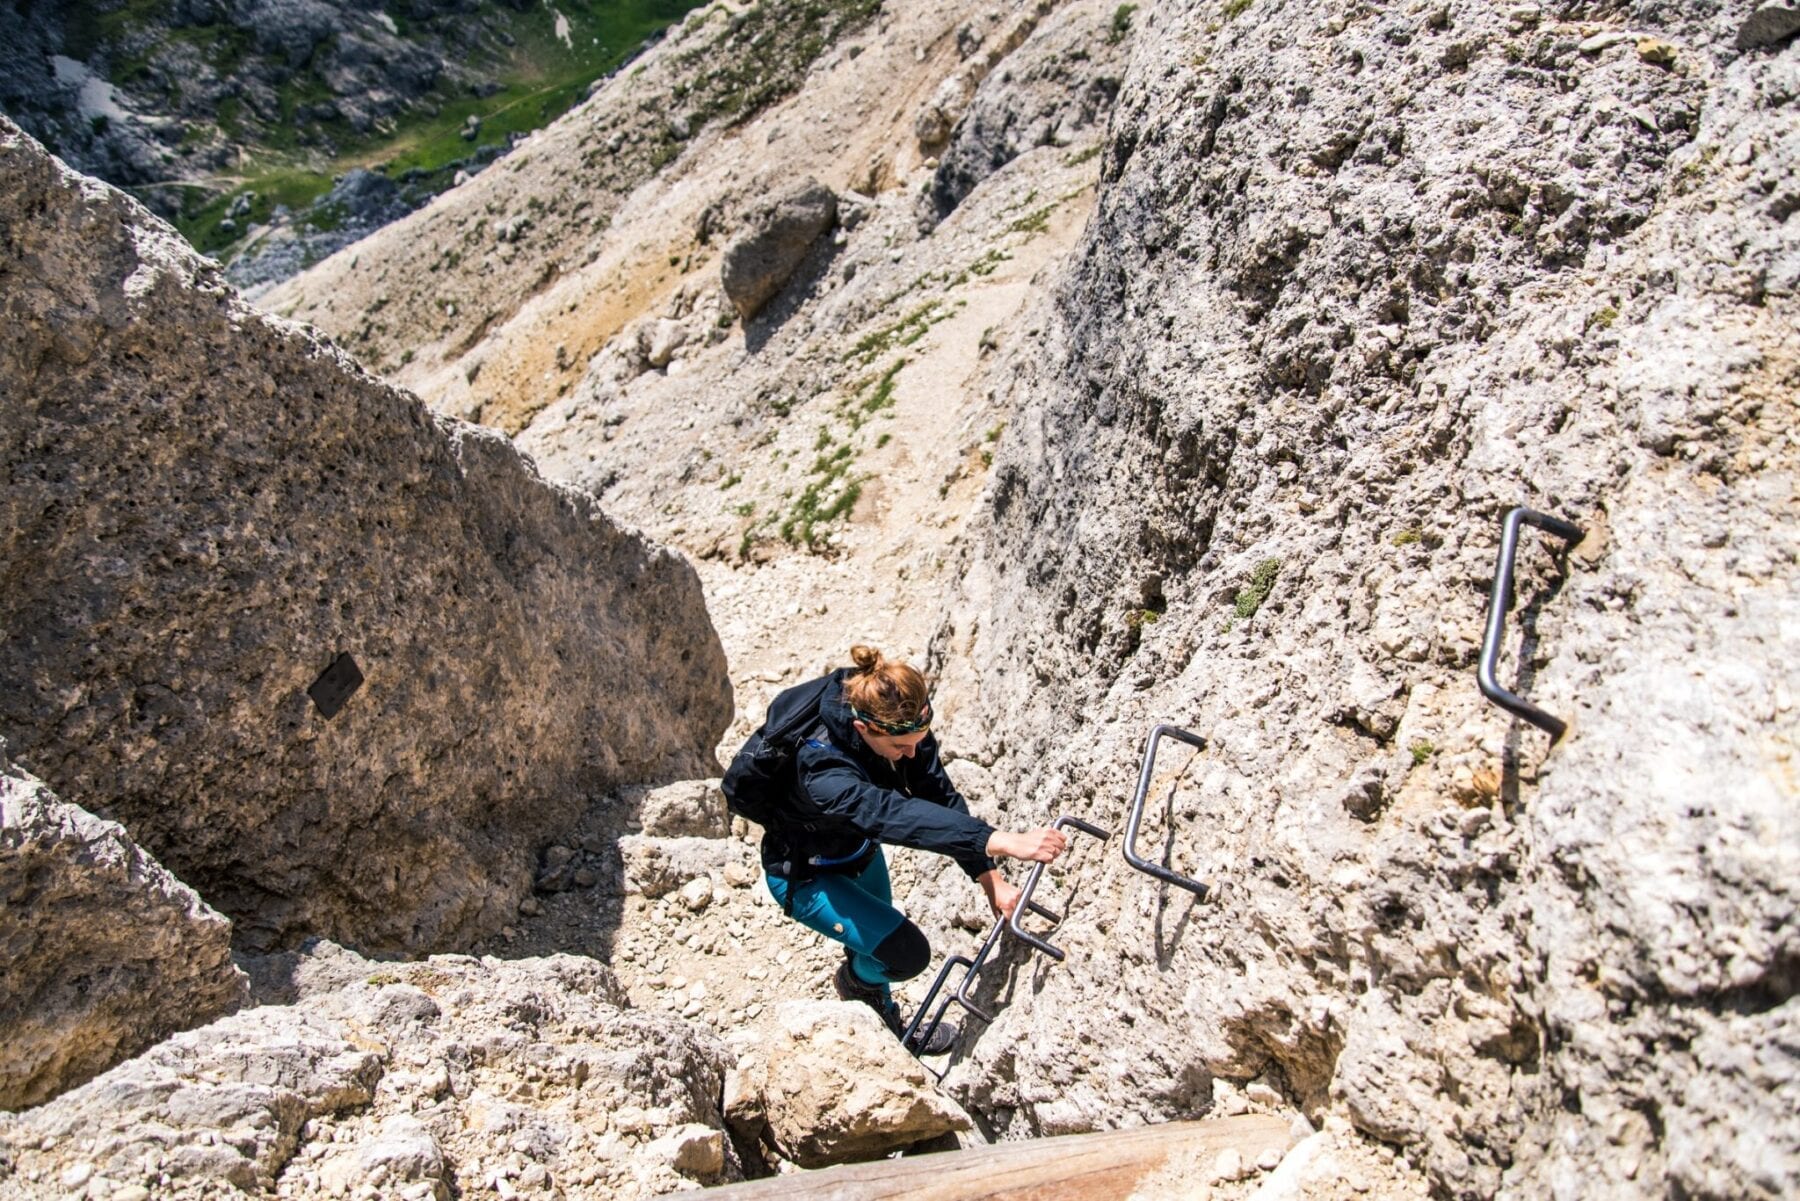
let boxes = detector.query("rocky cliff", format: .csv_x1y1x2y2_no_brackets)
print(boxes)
929,1,1798,1197
2,0,1795,1196
0,115,732,956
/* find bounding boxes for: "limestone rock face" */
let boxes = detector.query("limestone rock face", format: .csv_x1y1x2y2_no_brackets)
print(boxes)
0,118,733,954
745,1000,971,1168
0,742,248,1110
933,1,1799,1197
720,179,838,320
924,0,1129,224
0,946,739,1197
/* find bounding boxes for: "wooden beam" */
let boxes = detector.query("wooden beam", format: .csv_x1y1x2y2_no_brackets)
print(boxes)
708,1115,1295,1201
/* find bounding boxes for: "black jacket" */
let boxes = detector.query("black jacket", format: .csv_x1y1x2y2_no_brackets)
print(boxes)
759,668,998,881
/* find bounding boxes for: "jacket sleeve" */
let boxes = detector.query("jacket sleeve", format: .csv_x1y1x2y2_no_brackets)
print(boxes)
796,742,997,877
910,736,999,879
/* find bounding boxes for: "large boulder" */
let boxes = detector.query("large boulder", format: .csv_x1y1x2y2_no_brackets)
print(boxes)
0,947,739,1198
0,118,734,954
0,742,248,1110
0,1005,383,1193
742,1000,971,1167
719,178,838,321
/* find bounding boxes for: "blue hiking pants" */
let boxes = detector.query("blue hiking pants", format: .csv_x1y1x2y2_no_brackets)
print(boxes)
764,848,930,995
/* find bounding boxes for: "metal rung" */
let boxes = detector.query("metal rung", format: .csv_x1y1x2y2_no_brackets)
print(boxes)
1008,815,1113,962
902,896,1057,1056
1478,506,1584,739
902,953,973,1056
1122,724,1209,897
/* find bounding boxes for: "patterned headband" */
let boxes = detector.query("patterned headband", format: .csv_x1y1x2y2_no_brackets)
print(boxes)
850,699,932,736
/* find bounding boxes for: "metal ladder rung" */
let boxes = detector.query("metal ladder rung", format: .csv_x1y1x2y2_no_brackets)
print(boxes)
1008,816,1112,962
1122,724,1209,897
1478,506,1584,738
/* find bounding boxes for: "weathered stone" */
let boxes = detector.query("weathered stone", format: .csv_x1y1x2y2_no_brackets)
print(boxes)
0,948,738,1198
633,778,732,838
926,0,1127,224
680,875,715,912
648,1122,726,1179
747,1000,970,1168
0,1004,382,1190
618,835,734,898
0,742,247,1109
642,317,689,368
719,178,837,321
934,1,1799,1196
0,119,732,954
1737,2,1800,49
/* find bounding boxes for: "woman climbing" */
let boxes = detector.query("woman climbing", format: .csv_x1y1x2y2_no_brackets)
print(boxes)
738,645,1069,1055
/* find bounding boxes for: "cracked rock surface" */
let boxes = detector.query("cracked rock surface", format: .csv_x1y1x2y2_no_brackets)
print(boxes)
0,742,247,1110
0,117,732,955
933,1,1798,1196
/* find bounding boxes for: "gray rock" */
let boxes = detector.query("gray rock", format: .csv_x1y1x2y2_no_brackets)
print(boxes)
0,1004,382,1190
926,0,1128,224
1738,2,1800,49
632,777,731,838
0,742,248,1108
0,948,738,1196
336,1114,447,1194
744,1000,971,1168
641,317,689,369
934,0,1799,1196
719,178,837,320
0,119,733,954
617,835,733,898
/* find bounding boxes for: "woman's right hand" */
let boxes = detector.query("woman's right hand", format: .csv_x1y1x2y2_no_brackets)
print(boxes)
986,826,1069,863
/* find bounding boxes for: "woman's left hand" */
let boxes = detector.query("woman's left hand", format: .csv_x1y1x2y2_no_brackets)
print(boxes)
979,870,1022,919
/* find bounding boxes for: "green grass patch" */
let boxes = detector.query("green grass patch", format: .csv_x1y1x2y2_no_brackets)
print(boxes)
1233,558,1281,620
851,303,953,365
1007,204,1057,236
1108,4,1138,43
1392,528,1423,547
1410,740,1436,767
779,441,863,551
117,0,714,257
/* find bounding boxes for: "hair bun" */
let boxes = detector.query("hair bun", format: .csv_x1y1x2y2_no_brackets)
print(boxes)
849,644,882,673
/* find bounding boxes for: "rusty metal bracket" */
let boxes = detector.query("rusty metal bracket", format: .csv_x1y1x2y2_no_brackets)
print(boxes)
1008,815,1113,962
1478,506,1584,739
1122,724,1209,897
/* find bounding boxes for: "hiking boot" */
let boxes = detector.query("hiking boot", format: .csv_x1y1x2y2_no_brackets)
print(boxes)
833,961,959,1056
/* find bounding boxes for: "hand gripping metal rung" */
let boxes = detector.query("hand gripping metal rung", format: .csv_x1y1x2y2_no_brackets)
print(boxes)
1007,815,1113,962
1478,506,1584,739
1122,724,1210,897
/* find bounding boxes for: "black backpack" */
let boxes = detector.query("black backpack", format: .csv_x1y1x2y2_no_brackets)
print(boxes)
721,674,835,831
